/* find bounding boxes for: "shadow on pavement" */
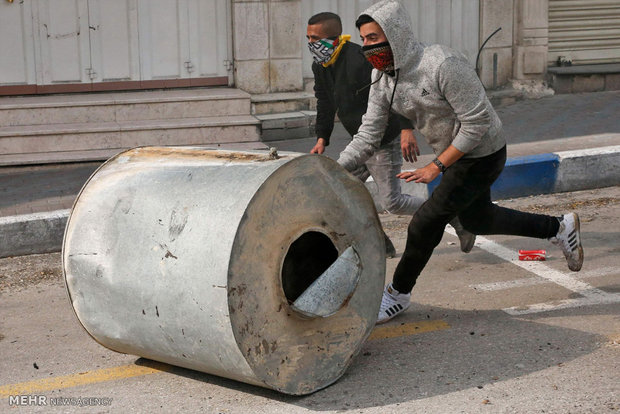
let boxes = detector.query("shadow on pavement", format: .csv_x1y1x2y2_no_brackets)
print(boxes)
136,303,609,410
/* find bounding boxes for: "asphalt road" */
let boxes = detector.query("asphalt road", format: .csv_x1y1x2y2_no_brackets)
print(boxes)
1,186,618,413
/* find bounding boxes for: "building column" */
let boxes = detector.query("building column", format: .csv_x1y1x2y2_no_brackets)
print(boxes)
232,0,303,94
479,0,515,88
513,0,549,80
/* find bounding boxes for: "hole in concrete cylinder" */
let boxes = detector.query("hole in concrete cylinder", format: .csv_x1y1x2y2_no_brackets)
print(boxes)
282,231,338,303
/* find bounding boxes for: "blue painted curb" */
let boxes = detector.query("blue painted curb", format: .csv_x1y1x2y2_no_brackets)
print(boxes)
493,153,560,199
425,152,560,200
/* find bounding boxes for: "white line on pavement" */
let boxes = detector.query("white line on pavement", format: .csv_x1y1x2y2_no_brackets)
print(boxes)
469,266,618,292
502,294,620,316
444,227,620,315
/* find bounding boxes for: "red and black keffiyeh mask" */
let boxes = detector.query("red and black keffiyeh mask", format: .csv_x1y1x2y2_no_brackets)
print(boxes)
362,41,395,75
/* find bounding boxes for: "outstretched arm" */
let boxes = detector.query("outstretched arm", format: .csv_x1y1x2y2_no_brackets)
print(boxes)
398,145,464,183
312,64,336,148
337,71,390,171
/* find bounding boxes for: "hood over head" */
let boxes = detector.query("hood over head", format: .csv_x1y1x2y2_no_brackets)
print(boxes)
358,0,422,71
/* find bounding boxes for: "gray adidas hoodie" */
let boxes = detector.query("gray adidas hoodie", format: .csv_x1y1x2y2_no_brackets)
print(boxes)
337,0,506,172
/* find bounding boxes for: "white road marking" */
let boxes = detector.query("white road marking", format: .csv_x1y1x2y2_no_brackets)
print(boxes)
470,267,618,292
502,294,620,316
444,227,620,315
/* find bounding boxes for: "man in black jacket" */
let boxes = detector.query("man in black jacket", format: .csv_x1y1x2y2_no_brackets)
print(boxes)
306,12,474,256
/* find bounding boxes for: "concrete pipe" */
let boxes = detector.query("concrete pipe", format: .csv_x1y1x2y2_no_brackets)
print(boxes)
63,146,385,395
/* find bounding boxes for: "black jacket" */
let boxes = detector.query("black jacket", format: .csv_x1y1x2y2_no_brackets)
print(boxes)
312,41,411,146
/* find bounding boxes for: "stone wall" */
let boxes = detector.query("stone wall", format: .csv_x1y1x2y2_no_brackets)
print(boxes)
479,0,514,88
513,0,549,81
233,1,556,94
479,0,550,89
233,0,303,94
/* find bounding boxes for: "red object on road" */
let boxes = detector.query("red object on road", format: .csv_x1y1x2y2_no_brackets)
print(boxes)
518,249,546,261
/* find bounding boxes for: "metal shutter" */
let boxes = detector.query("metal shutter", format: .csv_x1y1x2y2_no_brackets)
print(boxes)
548,0,620,65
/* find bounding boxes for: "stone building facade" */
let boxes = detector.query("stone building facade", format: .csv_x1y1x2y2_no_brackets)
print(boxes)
2,0,618,96
233,0,620,95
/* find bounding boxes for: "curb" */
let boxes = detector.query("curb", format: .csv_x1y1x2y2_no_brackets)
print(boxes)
1,146,619,259
0,209,69,258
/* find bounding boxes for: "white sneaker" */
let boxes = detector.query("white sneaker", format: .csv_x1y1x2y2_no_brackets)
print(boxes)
377,284,411,324
550,213,583,272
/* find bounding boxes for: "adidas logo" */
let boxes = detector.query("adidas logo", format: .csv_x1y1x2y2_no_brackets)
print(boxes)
567,229,578,250
385,303,404,317
421,88,430,97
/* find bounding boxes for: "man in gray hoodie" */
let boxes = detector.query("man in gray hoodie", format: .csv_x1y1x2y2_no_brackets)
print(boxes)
306,11,474,257
337,0,584,323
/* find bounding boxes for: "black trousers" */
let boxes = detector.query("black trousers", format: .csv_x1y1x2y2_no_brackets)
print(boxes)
392,146,560,294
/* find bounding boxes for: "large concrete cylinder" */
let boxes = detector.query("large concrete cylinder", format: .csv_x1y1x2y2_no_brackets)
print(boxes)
63,147,385,395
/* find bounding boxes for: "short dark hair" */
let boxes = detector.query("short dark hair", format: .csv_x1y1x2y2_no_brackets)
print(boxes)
308,12,342,37
355,14,375,30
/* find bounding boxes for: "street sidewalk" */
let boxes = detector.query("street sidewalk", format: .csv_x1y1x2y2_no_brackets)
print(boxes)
1,90,619,257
